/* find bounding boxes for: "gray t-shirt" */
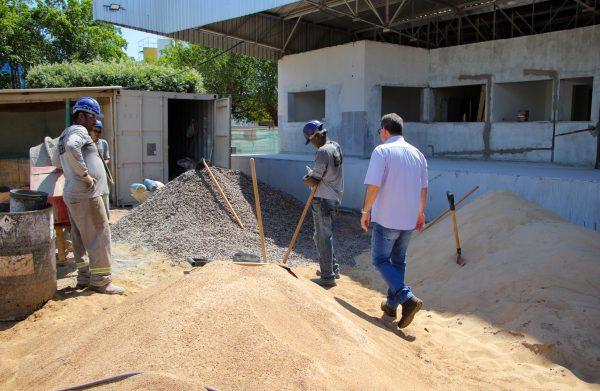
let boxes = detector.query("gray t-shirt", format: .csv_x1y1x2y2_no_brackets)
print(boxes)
96,139,110,161
58,125,108,201
309,140,344,202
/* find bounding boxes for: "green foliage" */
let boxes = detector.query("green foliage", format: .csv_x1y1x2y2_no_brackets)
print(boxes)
26,61,204,93
0,0,126,88
160,42,278,124
0,71,11,89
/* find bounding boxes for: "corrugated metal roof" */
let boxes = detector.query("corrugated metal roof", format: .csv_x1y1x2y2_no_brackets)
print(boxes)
93,0,298,34
93,0,599,60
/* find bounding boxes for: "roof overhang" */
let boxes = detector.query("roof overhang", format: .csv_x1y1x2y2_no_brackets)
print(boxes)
94,0,600,60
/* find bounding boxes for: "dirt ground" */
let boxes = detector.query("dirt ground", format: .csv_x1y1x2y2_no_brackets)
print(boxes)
0,193,598,390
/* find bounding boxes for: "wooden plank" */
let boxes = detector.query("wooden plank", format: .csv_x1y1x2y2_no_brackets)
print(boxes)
18,159,30,188
476,85,485,122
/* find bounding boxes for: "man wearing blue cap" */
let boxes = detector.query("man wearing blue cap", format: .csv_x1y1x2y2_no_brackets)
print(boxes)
58,97,124,295
302,120,344,287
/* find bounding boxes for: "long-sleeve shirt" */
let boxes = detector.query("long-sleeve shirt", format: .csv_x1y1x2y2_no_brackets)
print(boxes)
58,125,108,201
364,136,428,230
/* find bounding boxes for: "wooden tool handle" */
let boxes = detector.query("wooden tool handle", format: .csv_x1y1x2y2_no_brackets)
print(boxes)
282,185,318,264
202,159,244,229
250,158,267,262
422,185,479,232
449,210,461,249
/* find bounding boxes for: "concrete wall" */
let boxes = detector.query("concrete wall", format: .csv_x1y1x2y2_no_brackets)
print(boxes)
277,25,600,167
232,154,600,231
278,41,367,156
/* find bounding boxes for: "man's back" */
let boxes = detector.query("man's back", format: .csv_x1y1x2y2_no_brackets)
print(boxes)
313,140,344,202
364,136,428,230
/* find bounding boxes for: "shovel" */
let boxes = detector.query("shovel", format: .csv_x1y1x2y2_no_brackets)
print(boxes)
446,192,465,266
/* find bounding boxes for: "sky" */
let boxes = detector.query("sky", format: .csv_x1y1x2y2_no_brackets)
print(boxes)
120,27,167,60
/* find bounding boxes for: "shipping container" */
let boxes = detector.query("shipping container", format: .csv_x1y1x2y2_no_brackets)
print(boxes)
0,86,231,206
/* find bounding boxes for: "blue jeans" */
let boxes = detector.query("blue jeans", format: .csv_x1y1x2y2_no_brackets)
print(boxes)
371,223,414,309
311,197,340,280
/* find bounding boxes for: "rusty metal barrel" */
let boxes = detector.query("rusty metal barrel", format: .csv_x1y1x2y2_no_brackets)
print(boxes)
0,205,56,321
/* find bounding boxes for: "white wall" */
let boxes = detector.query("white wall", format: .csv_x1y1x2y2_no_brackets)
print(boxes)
428,25,600,85
277,26,600,166
278,41,366,155
232,154,600,231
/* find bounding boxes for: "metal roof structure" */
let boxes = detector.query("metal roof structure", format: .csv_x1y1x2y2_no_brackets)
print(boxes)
94,0,599,60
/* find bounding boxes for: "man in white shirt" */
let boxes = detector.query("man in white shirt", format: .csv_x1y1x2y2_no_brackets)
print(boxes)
360,113,428,328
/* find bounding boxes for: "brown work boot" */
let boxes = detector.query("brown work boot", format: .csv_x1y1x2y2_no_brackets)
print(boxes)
89,283,125,295
316,269,340,279
398,296,422,329
380,300,397,318
313,278,337,287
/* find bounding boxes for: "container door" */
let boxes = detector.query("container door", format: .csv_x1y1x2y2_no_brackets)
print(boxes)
213,97,231,168
115,91,166,206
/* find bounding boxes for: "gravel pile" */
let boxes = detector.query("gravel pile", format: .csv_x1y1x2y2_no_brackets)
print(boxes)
112,168,368,266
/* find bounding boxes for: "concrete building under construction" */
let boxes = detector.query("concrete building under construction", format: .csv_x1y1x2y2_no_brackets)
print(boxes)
94,0,600,230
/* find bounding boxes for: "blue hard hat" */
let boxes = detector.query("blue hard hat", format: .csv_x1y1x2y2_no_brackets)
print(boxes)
73,97,103,118
303,120,325,145
94,120,103,129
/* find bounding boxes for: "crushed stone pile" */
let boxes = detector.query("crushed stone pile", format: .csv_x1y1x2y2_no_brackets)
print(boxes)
0,262,469,390
357,190,600,383
112,168,368,265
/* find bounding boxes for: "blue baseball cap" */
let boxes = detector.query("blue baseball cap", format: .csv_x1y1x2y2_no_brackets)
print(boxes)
303,120,326,145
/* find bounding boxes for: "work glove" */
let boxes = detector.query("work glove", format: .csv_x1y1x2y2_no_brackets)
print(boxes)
81,173,95,190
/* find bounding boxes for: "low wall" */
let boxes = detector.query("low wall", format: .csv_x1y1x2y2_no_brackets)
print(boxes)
232,154,600,231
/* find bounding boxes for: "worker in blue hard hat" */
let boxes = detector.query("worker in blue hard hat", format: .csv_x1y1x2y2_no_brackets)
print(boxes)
57,97,124,295
91,119,111,218
302,120,344,287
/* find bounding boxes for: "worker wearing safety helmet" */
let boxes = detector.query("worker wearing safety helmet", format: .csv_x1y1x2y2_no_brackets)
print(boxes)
58,97,124,294
90,120,111,218
302,120,344,287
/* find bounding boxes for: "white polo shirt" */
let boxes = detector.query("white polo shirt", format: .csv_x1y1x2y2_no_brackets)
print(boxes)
364,136,428,230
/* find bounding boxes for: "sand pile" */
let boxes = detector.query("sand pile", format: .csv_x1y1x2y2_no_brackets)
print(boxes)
0,262,474,390
355,191,600,382
112,168,368,265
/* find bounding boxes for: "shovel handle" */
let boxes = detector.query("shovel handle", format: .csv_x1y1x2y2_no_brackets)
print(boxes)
282,185,317,264
202,159,244,229
447,192,462,252
250,158,267,262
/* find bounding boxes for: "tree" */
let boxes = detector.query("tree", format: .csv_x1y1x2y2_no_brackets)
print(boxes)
0,0,126,88
26,60,204,93
160,42,278,125
35,0,127,63
0,0,45,88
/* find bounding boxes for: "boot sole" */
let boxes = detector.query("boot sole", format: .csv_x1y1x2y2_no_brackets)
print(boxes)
398,299,422,329
380,302,397,318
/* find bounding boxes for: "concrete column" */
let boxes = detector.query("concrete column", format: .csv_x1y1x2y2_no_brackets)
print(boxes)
421,88,432,122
